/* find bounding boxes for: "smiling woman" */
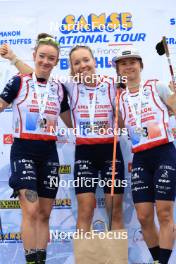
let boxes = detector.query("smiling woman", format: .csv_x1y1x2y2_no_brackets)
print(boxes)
65,45,125,234
34,44,58,79
0,33,72,264
0,41,126,261
69,45,96,83
113,47,176,264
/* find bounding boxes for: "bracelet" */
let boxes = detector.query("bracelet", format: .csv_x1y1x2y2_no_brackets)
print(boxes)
10,56,20,65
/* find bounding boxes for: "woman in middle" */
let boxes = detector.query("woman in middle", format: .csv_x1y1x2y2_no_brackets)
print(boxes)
0,43,125,232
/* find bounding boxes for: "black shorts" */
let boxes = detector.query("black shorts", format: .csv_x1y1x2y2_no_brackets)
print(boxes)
9,138,59,199
74,142,125,194
131,143,176,203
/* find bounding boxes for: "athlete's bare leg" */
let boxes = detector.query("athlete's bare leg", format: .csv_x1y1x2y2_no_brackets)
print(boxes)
105,193,124,229
76,193,95,232
19,189,39,249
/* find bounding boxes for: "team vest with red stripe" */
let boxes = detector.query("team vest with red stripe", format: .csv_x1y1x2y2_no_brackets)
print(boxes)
65,77,116,145
120,79,174,153
12,74,63,140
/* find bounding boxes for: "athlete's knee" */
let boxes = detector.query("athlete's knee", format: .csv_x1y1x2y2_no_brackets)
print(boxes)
38,208,50,223
137,211,154,228
157,207,173,226
22,205,39,223
79,206,94,219
77,193,95,221
77,202,94,223
112,205,123,220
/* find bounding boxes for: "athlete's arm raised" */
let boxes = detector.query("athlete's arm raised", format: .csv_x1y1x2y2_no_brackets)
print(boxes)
166,93,176,114
0,44,33,74
156,81,176,114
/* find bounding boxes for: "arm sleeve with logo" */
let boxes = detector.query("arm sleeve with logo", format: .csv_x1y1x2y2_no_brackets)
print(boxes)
0,75,21,104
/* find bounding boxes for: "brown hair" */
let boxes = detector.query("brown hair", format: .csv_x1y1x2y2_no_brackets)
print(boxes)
34,32,60,55
37,33,53,40
69,45,95,76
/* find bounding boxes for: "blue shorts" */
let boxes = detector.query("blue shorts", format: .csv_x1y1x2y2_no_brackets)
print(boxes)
131,143,176,203
9,138,59,199
74,142,125,194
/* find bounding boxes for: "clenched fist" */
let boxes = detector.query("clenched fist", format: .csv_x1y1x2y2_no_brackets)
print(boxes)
0,43,16,61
